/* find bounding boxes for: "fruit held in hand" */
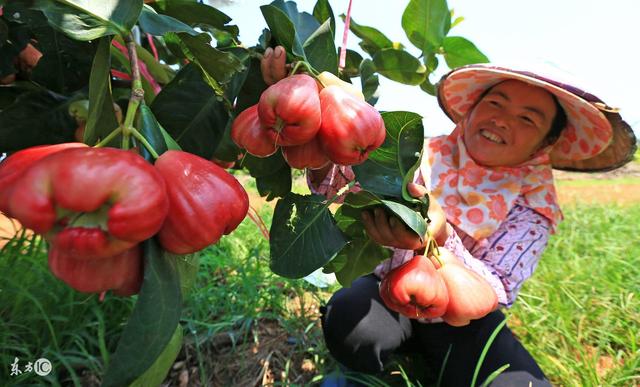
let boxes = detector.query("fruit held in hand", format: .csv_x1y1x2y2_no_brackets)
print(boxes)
430,250,498,326
379,255,449,319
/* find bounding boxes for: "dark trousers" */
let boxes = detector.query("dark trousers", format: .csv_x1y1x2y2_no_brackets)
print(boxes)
321,275,551,386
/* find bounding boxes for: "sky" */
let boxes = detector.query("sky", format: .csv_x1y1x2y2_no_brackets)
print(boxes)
215,0,639,138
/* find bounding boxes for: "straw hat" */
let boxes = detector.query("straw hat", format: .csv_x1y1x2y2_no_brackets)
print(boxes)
436,64,637,172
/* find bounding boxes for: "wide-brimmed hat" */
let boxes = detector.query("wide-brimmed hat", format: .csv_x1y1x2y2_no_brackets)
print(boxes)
436,64,637,172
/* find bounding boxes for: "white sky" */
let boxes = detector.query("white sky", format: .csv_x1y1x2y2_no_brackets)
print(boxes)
217,0,639,137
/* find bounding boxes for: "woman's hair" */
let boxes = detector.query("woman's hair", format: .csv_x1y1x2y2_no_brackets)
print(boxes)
545,95,567,145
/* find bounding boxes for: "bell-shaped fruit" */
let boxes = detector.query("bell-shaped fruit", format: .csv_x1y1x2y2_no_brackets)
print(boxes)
0,143,88,215
6,147,169,259
231,104,278,157
257,74,321,146
317,71,365,101
155,150,249,254
48,244,143,295
281,136,330,170
379,255,449,319
430,250,498,327
318,86,386,165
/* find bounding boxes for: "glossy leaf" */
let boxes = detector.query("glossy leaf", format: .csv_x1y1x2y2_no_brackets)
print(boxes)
0,90,75,152
442,36,489,68
28,0,143,41
343,14,394,55
102,239,182,387
353,111,424,198
150,0,236,36
270,193,347,278
270,0,320,44
342,191,428,243
360,59,379,105
260,3,306,59
179,33,244,86
303,19,337,74
84,37,119,146
313,0,335,39
137,103,169,161
342,49,363,78
256,167,292,201
151,65,229,159
372,48,426,85
129,326,183,387
138,5,198,36
402,0,450,53
333,238,391,287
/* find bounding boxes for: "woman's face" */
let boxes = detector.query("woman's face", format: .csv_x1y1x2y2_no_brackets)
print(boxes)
463,80,557,167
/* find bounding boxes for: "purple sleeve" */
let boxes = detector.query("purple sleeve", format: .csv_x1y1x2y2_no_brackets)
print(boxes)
446,204,551,307
307,165,360,203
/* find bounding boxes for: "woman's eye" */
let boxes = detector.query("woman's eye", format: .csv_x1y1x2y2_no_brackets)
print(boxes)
488,100,500,107
520,116,535,125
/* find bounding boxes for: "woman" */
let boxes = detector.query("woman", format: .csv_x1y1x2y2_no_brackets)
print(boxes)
261,49,636,386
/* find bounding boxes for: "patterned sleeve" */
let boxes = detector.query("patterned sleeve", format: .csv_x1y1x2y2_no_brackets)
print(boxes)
307,164,360,203
447,204,552,308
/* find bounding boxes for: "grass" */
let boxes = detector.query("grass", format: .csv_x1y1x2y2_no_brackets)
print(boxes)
0,195,638,385
556,177,640,187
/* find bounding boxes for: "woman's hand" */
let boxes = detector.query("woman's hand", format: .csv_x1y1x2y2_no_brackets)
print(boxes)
361,183,452,250
260,46,288,85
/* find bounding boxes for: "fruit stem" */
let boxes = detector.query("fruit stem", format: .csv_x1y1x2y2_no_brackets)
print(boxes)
130,127,160,159
289,60,319,77
94,126,123,148
122,33,145,150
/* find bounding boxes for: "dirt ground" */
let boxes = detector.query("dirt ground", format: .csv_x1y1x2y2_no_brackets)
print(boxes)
553,161,640,206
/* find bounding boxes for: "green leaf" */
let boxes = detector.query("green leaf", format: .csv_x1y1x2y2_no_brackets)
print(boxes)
235,57,269,113
402,0,451,53
270,193,347,278
342,191,428,242
333,238,391,287
9,8,96,94
312,0,335,39
342,49,363,78
179,33,244,86
303,19,337,74
343,15,394,56
353,111,424,198
136,103,169,160
260,3,306,59
130,326,183,387
171,253,200,296
360,59,379,105
420,77,436,95
150,0,236,36
138,5,198,36
243,151,287,178
29,0,143,41
0,90,75,152
442,36,489,68
102,239,182,387
270,0,320,44
151,64,229,159
372,48,426,86
256,167,292,201
84,37,119,146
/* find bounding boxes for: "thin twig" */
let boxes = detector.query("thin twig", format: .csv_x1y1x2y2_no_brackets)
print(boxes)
122,33,145,150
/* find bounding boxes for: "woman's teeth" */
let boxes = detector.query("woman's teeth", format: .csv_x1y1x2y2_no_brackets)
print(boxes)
480,130,504,144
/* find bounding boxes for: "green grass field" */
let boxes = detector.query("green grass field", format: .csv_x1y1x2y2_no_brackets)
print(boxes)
1,194,638,386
